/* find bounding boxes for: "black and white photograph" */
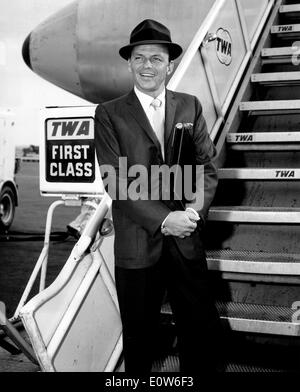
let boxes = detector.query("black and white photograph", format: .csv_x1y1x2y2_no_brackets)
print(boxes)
1,0,300,381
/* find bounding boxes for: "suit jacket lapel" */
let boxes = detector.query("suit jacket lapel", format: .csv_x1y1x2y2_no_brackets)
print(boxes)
165,89,177,162
125,90,162,153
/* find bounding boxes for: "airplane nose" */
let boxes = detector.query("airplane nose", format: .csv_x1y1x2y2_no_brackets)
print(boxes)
19,1,138,102
22,33,32,69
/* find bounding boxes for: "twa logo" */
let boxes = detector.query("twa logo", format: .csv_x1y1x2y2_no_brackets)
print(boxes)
216,28,232,66
47,118,94,140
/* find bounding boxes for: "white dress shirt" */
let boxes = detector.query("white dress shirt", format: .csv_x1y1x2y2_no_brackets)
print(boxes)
133,86,200,232
134,86,165,159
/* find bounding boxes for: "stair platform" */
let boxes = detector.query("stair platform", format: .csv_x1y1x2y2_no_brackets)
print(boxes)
161,301,300,336
227,131,300,144
240,100,300,115
207,249,300,276
216,301,300,336
261,46,299,64
251,71,300,85
208,206,300,223
226,130,300,150
218,167,300,180
271,24,300,38
279,4,300,18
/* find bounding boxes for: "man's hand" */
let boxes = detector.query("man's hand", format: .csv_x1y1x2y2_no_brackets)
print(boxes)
161,210,200,238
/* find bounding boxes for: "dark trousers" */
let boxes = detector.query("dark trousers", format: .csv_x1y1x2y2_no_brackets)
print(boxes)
115,236,223,373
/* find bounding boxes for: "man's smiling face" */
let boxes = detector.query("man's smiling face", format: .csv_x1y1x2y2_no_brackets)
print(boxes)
128,44,174,98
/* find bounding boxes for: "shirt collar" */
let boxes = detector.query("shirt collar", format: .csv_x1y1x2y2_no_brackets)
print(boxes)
134,86,166,110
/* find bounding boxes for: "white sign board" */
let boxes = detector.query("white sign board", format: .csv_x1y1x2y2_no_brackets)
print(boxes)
40,106,104,196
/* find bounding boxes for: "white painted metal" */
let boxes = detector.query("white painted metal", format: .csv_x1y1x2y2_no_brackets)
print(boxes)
39,199,83,291
46,258,102,359
227,131,300,143
168,0,226,136
104,335,123,372
98,248,119,310
208,117,225,143
200,47,223,119
240,100,300,112
19,195,122,372
221,52,252,116
261,47,297,57
14,194,110,321
236,0,252,53
169,0,274,136
168,0,226,92
247,0,275,50
70,194,111,262
261,46,298,64
251,71,300,84
229,144,300,151
207,256,300,275
21,248,122,372
271,24,300,34
12,200,65,321
218,167,300,180
279,4,300,14
208,207,300,223
222,317,300,336
201,0,249,113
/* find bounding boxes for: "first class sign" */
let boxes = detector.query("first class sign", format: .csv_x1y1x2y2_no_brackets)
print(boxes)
45,117,95,183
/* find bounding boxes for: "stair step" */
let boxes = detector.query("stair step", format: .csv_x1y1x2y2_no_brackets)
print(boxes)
261,46,298,64
207,249,300,275
218,168,300,180
227,131,300,150
208,206,300,223
217,302,300,336
262,46,296,57
251,71,300,85
240,100,300,115
152,355,180,372
227,131,300,143
152,354,278,373
161,301,300,336
279,4,300,16
224,362,283,373
153,354,284,372
271,24,300,37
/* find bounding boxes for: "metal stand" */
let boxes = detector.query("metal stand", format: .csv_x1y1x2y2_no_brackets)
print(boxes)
13,197,83,321
0,301,38,364
0,196,97,361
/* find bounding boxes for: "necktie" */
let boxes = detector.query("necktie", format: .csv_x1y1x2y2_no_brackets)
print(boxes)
150,98,165,159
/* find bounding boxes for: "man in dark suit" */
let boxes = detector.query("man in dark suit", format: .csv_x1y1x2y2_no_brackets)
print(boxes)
94,19,222,373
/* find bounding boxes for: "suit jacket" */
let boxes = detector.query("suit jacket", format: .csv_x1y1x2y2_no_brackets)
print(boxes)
94,89,218,268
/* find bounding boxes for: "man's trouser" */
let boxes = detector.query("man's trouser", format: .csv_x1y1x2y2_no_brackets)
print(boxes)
115,236,224,373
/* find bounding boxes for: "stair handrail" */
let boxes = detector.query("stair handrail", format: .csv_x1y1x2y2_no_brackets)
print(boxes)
168,0,275,141
168,0,226,93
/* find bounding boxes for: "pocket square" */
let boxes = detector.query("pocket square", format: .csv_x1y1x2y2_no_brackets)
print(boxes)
175,122,193,130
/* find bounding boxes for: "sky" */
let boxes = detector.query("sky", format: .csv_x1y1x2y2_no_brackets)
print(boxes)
0,0,88,146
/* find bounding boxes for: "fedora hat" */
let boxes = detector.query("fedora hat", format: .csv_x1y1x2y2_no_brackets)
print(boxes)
119,19,183,60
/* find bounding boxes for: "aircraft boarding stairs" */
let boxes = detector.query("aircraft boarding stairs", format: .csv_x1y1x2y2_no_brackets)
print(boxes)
4,0,300,373
159,0,300,372
176,0,300,371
